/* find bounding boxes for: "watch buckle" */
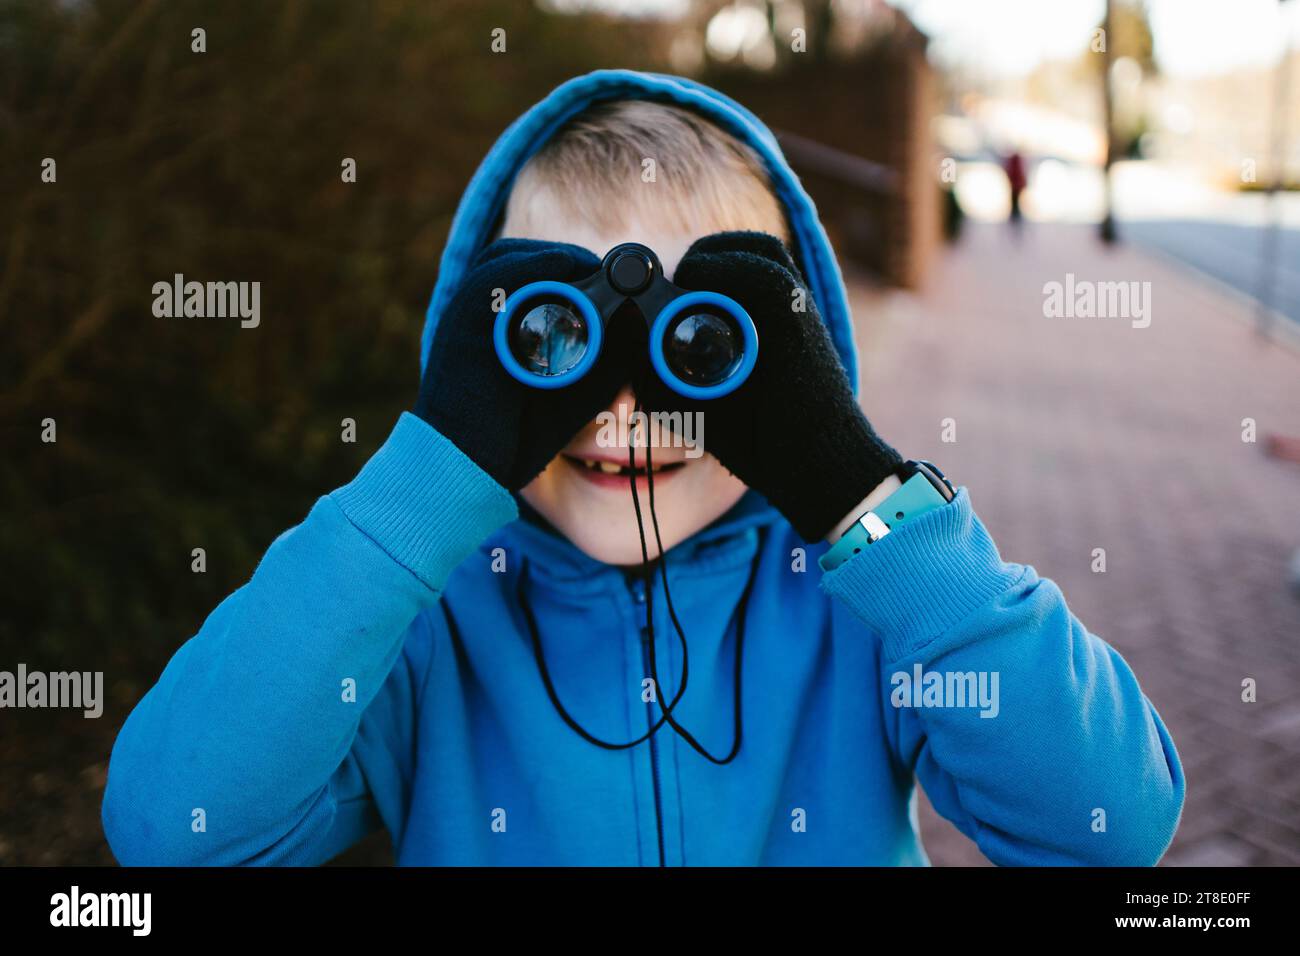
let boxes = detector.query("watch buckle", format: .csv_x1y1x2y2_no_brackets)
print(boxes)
858,511,891,543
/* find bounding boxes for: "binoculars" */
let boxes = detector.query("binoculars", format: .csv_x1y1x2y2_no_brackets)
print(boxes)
493,242,757,399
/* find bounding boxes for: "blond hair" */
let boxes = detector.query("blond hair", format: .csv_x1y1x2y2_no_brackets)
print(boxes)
502,99,789,243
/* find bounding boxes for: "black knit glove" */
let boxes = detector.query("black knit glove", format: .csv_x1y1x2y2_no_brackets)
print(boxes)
639,231,903,541
415,238,633,491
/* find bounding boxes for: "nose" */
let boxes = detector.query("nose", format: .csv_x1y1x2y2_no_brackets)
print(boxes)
609,383,638,410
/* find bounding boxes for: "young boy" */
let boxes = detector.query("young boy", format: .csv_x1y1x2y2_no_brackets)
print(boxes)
102,71,1184,866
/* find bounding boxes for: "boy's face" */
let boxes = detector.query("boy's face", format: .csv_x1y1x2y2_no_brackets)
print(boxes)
499,215,750,566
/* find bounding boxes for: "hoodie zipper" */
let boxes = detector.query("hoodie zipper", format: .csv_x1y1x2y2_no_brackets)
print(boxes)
632,576,666,868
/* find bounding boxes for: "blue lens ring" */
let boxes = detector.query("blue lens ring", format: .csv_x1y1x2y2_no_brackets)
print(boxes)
493,280,604,389
649,291,758,399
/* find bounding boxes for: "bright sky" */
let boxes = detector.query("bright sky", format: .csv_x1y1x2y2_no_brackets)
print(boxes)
557,0,1300,78
890,0,1300,77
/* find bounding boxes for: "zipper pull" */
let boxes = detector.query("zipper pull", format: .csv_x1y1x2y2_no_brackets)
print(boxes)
629,576,652,644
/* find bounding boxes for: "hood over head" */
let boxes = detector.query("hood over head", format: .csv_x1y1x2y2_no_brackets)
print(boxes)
422,69,858,394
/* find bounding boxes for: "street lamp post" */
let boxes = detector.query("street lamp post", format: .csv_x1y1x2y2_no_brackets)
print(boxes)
1257,0,1296,338
1100,0,1118,244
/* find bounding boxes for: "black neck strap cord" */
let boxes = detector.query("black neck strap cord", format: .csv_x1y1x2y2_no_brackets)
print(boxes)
518,552,688,750
516,388,758,764
632,394,755,765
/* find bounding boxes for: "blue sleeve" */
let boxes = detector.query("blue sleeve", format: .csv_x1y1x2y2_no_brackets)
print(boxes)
101,413,517,866
821,488,1185,866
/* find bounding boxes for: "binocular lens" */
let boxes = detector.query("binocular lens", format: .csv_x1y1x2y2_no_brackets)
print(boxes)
664,310,743,388
509,300,589,377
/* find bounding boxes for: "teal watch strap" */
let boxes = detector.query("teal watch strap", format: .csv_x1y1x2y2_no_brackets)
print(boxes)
819,461,955,572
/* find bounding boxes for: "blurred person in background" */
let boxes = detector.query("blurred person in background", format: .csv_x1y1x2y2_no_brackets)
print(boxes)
1004,149,1027,228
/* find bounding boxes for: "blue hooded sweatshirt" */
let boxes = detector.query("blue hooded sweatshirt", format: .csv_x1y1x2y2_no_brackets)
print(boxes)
102,70,1184,866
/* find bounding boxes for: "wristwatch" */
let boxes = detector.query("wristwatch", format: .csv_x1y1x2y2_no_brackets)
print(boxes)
818,460,956,572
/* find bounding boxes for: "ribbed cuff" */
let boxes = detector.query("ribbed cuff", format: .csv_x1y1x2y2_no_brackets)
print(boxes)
330,412,518,590
820,488,1025,662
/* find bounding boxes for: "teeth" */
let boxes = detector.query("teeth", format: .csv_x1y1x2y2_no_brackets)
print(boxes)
575,456,682,475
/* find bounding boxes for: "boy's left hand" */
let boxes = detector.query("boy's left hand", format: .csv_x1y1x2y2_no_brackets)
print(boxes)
638,231,902,542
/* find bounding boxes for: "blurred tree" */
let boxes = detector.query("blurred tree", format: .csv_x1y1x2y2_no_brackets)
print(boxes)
0,0,669,864
1086,0,1157,78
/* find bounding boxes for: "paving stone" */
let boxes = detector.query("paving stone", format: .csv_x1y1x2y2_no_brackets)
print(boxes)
852,224,1300,866
1162,835,1260,867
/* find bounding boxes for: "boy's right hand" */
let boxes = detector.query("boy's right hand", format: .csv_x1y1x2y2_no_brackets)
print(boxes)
414,239,632,491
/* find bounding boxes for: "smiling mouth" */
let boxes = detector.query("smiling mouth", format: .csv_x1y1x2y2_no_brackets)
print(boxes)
561,454,687,483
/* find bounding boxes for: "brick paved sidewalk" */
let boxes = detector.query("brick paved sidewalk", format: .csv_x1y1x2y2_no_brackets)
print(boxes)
847,223,1300,866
